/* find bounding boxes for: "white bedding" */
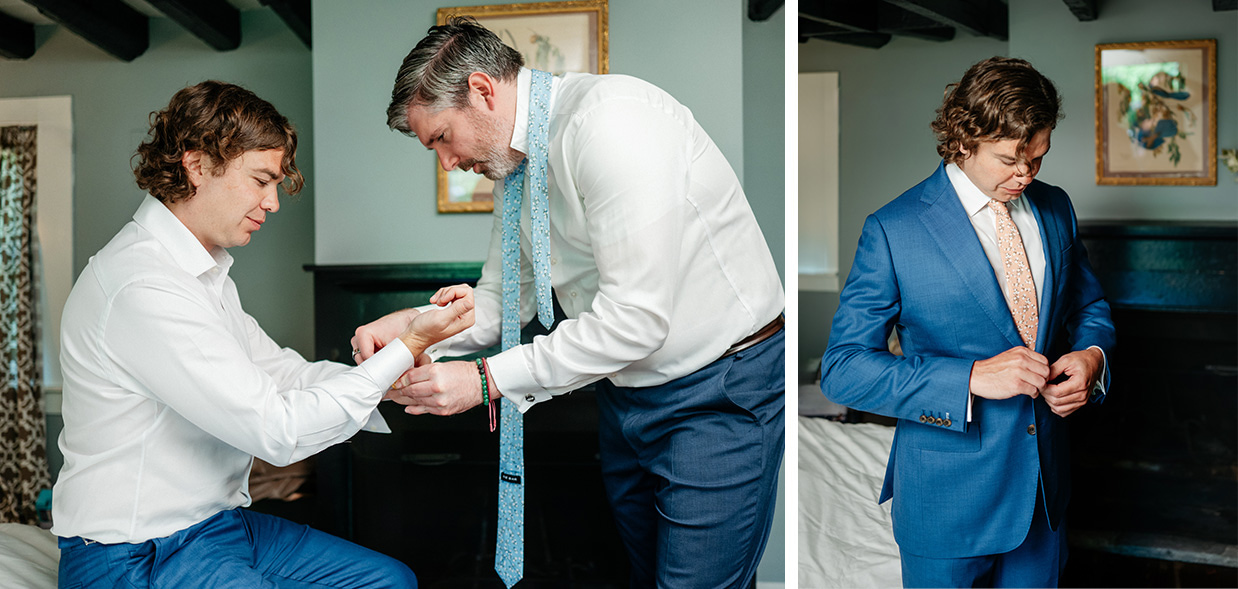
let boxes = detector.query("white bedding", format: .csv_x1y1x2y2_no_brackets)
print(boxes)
798,416,901,588
0,524,58,589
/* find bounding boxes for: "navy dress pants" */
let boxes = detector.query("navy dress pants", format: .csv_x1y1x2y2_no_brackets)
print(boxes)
596,329,784,589
57,508,417,588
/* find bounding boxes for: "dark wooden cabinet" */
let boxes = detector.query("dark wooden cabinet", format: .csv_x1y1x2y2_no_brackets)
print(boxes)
303,263,628,587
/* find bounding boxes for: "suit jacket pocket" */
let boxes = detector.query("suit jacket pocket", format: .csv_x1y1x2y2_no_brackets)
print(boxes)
901,418,981,453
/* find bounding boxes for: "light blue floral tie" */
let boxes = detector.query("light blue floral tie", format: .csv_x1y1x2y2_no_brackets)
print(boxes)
496,69,554,589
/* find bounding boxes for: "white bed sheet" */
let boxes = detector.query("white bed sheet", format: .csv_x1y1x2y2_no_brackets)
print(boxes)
798,416,901,588
0,523,58,589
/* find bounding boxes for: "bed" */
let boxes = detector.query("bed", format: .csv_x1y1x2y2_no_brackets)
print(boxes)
798,383,902,588
0,524,59,588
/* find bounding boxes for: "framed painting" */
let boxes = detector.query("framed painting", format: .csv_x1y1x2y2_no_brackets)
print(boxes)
1095,39,1217,186
435,0,609,213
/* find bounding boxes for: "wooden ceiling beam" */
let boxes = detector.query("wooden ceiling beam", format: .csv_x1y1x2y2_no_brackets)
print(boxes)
145,0,240,51
0,10,35,59
800,2,880,33
21,0,148,61
812,32,893,49
1061,0,1098,21
799,19,891,48
260,0,310,49
749,0,783,21
884,0,1007,40
876,3,954,41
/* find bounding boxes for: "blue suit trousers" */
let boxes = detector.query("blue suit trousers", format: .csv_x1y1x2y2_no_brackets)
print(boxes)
596,329,784,589
57,508,417,588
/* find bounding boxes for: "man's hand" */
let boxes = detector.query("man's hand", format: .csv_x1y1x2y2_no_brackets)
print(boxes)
351,308,419,363
386,360,486,416
969,346,1050,400
1041,348,1103,418
396,284,475,358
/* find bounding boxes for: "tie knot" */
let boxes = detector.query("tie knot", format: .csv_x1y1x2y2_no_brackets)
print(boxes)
988,199,1010,216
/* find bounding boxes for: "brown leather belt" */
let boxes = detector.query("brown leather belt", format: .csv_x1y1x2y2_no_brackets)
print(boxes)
722,314,784,358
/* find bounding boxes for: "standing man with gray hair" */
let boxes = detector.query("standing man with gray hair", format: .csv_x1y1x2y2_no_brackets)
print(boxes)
353,16,784,589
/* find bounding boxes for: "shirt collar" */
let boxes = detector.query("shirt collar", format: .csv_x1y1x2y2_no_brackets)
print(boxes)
945,162,1030,219
509,67,560,157
945,162,993,218
132,194,233,279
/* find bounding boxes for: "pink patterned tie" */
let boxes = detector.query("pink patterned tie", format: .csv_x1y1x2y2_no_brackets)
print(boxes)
988,199,1038,348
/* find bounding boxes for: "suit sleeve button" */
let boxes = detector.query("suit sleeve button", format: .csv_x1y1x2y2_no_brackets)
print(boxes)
934,417,943,426
944,419,952,427
1027,424,1037,435
919,415,928,423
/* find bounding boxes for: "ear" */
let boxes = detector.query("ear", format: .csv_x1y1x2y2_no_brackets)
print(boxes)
182,150,206,187
467,72,499,111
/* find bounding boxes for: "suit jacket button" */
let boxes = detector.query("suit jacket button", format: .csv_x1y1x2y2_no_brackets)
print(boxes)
1027,424,1037,435
944,419,952,427
934,417,943,426
919,415,928,423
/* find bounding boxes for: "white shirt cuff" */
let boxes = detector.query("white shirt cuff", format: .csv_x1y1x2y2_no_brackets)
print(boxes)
485,346,553,413
1088,345,1109,397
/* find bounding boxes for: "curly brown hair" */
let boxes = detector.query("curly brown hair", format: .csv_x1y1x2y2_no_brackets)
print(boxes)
931,57,1062,165
133,81,303,204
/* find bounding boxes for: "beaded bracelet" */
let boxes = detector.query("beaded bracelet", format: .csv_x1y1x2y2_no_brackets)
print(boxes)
475,358,489,406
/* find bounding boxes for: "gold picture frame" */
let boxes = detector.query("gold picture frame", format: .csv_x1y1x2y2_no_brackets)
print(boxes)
435,0,609,213
1095,39,1217,186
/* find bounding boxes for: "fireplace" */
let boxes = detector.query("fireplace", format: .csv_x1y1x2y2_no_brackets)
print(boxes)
1063,222,1237,588
302,263,629,587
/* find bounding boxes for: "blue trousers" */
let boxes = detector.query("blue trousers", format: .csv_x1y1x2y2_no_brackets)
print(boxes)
57,508,417,588
899,486,1068,588
596,329,784,589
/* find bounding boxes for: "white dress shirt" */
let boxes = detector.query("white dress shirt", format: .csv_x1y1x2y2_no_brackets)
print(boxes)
425,68,784,411
946,162,1046,304
946,164,1107,420
53,195,411,544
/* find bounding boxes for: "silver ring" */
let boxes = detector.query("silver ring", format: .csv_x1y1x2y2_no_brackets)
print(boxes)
351,349,360,357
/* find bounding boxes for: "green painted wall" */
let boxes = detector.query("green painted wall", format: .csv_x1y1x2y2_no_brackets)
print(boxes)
1009,0,1237,220
0,11,316,357
311,0,784,279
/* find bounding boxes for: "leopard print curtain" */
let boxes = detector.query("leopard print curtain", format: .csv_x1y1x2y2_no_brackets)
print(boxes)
0,125,49,525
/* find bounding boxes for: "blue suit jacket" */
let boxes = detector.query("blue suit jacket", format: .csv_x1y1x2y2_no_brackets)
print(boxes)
821,163,1115,558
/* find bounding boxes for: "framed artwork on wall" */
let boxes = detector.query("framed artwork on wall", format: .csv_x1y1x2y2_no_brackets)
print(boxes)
1095,38,1217,186
434,0,609,213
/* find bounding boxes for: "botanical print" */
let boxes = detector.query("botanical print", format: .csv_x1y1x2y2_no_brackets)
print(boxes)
1096,39,1215,184
1103,61,1197,167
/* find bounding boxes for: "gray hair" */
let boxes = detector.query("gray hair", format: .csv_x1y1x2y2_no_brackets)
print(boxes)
387,16,524,135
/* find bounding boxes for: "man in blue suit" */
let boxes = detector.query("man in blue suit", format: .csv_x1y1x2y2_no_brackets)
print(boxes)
821,57,1115,588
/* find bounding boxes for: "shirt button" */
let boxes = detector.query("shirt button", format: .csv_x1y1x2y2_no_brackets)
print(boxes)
551,257,558,265
1027,424,1037,435
570,291,578,298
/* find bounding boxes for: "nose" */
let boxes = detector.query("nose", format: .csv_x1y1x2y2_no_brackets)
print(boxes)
437,150,458,172
262,188,280,213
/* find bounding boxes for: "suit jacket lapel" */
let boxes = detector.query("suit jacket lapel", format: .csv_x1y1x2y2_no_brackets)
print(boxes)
917,163,1024,350
1024,188,1059,354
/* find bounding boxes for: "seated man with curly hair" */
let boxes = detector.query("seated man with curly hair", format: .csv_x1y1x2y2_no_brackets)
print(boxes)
53,81,473,588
